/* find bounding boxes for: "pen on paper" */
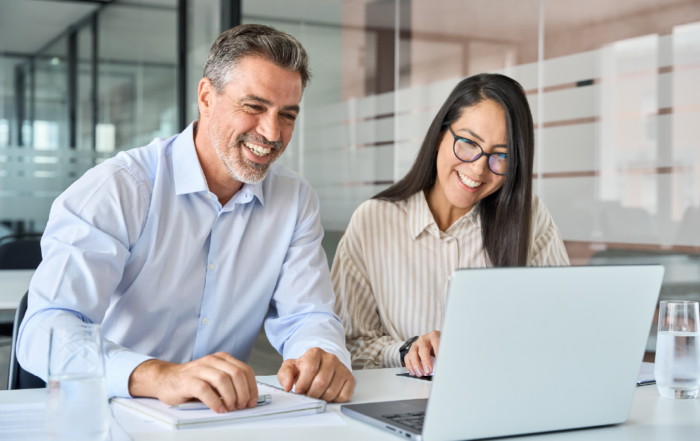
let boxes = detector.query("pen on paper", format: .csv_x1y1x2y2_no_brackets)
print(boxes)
171,394,272,411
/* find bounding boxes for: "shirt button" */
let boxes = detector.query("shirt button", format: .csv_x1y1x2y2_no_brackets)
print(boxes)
208,263,215,271
208,194,215,199
201,317,209,325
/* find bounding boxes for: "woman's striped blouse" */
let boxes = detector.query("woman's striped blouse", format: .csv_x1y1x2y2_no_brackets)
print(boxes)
331,190,570,369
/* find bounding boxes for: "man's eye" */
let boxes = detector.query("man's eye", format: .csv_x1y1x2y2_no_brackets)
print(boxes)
283,113,297,121
245,104,263,111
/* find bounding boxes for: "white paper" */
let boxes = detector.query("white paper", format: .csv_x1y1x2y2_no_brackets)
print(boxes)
109,410,134,441
111,402,346,434
0,403,133,441
638,362,655,385
0,403,46,441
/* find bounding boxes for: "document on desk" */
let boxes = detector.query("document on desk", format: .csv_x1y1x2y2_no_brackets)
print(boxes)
111,382,327,430
0,403,132,441
111,403,346,434
0,403,45,440
638,362,655,386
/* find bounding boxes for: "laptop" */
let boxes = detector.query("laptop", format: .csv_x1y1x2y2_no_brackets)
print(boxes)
341,265,664,441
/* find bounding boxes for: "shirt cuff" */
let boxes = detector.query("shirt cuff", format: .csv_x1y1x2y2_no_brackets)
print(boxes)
382,341,404,368
284,342,353,372
105,350,154,398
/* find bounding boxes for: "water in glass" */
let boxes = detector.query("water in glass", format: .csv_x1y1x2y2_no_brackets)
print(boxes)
47,323,109,440
654,301,700,399
47,374,109,441
655,331,700,398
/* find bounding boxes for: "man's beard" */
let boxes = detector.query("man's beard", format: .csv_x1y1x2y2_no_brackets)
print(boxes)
208,117,284,185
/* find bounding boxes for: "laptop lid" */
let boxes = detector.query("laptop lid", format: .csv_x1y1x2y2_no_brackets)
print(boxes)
422,265,664,441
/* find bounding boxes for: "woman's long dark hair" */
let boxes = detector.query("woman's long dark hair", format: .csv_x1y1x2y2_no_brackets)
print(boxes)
373,73,534,267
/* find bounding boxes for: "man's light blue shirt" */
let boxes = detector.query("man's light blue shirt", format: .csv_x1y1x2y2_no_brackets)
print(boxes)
18,123,351,397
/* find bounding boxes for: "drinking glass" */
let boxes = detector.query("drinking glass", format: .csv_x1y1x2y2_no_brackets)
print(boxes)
654,301,700,399
47,323,110,440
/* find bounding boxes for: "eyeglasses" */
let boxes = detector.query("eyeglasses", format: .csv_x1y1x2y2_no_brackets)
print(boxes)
448,126,507,175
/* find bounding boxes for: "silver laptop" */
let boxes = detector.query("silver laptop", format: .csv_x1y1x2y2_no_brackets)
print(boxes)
341,265,664,441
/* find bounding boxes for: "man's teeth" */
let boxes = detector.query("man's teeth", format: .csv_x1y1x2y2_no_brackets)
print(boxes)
244,141,271,157
457,171,482,188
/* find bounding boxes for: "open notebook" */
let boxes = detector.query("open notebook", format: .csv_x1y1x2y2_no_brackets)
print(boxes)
111,382,326,430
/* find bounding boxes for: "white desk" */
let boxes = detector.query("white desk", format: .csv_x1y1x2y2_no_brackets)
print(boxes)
1,367,699,440
0,269,34,309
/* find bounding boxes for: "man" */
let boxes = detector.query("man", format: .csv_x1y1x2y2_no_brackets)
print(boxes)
18,24,355,412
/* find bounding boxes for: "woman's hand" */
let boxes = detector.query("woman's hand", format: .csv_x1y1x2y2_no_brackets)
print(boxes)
405,330,440,377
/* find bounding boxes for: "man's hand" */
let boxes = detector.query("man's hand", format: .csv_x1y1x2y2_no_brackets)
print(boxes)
277,347,355,402
405,330,440,377
128,352,258,413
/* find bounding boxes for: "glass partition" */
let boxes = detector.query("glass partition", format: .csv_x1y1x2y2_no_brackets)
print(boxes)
0,0,699,359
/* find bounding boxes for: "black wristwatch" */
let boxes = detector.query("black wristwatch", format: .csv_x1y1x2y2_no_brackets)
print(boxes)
399,336,419,366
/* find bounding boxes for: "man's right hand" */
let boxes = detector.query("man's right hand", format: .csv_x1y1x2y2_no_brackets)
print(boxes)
128,352,258,413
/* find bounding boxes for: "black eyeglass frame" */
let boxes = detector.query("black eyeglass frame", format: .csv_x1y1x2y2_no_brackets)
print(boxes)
448,125,507,176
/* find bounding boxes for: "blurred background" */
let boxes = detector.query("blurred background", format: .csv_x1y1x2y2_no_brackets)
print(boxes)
1,0,699,381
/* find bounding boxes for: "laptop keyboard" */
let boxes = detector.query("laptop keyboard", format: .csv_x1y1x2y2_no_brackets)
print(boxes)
382,411,426,431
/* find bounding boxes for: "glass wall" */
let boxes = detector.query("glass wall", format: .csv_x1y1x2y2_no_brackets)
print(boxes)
241,0,700,357
98,1,178,151
1,0,700,355
0,0,178,233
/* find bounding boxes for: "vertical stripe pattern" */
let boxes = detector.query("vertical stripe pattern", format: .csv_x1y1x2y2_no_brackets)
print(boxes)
332,191,570,369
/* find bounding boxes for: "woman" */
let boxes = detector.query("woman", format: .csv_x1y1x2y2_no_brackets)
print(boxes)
332,73,569,377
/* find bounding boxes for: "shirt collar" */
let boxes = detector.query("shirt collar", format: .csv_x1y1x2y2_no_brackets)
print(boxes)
173,122,208,196
405,190,481,239
172,121,265,206
406,191,436,239
246,181,265,206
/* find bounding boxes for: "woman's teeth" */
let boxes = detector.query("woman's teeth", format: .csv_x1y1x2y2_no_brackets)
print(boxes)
244,141,271,157
457,171,482,188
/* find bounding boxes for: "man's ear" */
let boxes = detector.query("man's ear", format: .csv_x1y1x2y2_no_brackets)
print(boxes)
198,78,216,118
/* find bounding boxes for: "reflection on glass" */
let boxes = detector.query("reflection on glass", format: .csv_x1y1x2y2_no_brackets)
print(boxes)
34,37,68,150
98,2,177,151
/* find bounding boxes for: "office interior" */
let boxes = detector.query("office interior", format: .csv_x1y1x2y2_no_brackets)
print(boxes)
0,0,699,389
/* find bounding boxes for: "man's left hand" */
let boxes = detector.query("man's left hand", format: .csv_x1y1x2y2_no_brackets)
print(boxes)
277,347,355,402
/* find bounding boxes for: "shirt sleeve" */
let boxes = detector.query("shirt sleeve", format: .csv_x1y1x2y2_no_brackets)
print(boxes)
528,195,571,267
17,159,154,398
331,209,403,370
263,184,352,370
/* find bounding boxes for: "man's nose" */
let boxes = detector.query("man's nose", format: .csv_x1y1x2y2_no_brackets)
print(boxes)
257,113,281,144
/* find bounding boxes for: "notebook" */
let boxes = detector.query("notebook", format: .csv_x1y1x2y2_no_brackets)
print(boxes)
111,382,326,430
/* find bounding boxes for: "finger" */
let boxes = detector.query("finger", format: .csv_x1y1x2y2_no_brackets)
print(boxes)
429,334,440,356
306,355,336,399
322,376,344,403
228,365,255,409
418,341,433,375
198,366,236,412
277,359,299,392
321,365,351,403
404,351,415,376
336,374,355,402
207,354,257,410
406,346,423,376
294,350,322,395
188,378,226,413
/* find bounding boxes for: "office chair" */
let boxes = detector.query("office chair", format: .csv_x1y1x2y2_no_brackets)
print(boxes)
8,292,46,390
0,233,43,270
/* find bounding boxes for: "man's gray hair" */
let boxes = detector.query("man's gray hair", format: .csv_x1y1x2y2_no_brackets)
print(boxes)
203,24,310,94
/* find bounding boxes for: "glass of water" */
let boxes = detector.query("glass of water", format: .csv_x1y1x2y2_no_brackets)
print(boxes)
654,300,700,399
47,323,110,440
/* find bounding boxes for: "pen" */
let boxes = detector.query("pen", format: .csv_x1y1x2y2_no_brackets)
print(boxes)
171,394,272,411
